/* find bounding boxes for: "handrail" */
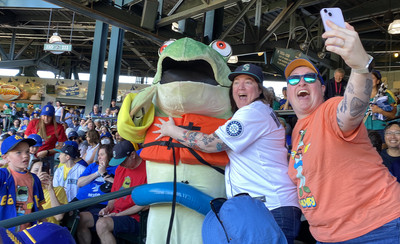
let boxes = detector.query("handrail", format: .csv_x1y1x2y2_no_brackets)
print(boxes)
0,186,135,229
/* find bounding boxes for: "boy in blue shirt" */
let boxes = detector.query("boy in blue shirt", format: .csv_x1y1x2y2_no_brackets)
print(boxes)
0,135,45,231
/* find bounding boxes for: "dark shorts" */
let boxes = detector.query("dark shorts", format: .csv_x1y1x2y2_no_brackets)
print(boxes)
110,216,139,236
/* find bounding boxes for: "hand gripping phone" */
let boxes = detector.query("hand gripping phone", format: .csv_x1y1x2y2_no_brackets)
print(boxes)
320,8,346,31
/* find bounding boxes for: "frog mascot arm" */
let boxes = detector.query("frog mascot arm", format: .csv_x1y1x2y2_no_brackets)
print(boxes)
118,38,233,244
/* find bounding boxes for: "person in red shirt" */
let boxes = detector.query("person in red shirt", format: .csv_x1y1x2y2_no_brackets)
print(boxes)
25,103,67,173
77,140,147,244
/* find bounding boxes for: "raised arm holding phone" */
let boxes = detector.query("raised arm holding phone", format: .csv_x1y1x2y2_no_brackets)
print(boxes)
285,11,400,243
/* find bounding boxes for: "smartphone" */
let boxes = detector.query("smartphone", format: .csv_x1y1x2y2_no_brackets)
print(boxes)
320,8,346,31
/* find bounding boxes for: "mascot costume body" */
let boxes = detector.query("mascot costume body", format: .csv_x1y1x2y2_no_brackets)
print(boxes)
118,38,233,244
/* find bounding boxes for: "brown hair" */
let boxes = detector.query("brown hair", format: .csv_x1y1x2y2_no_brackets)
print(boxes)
229,82,274,113
87,130,100,145
35,115,59,142
97,144,113,165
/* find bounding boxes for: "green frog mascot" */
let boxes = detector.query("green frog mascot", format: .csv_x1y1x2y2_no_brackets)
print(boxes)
118,38,233,244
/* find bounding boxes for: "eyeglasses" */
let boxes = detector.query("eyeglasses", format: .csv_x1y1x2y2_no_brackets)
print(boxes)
385,131,400,136
287,73,318,86
210,193,250,243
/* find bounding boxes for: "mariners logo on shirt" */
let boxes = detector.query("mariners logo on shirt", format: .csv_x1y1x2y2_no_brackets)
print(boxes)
226,120,243,137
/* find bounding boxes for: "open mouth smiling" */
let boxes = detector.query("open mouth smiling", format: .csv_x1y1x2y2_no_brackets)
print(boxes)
297,90,310,97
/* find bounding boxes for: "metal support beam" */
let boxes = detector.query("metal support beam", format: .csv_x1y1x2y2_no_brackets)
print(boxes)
44,0,164,45
0,59,36,68
204,8,224,44
14,39,34,60
157,0,238,27
85,21,108,116
103,23,125,111
123,39,155,70
256,0,304,50
219,0,257,41
9,30,16,60
0,45,9,60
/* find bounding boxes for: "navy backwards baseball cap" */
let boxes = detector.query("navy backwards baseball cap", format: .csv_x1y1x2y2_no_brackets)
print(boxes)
202,194,287,244
1,135,36,155
228,64,264,84
109,140,135,166
0,222,75,244
284,58,324,85
27,134,43,147
55,144,79,159
68,130,79,139
40,104,55,116
100,132,112,139
64,140,79,149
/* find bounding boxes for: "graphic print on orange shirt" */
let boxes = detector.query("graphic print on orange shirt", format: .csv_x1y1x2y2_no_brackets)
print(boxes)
290,129,316,208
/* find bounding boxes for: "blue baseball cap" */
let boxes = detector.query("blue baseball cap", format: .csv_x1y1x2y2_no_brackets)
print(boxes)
27,134,43,147
0,222,75,244
68,130,79,139
40,104,55,116
100,131,112,139
55,144,79,159
202,194,287,244
109,140,135,166
284,58,324,85
64,140,79,149
1,135,36,155
228,64,264,84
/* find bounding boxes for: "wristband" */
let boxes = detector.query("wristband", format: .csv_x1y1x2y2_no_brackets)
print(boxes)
47,150,50,156
96,171,101,177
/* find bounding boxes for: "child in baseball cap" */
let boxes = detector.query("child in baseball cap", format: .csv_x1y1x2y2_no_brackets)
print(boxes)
53,144,86,201
26,134,43,170
0,135,45,232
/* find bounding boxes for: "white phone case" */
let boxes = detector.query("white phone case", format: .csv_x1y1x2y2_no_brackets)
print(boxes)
320,8,345,31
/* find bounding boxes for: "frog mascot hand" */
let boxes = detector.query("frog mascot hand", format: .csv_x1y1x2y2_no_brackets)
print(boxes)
118,38,233,244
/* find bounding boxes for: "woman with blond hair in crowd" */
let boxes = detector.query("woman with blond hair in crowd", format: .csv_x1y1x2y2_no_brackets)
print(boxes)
25,103,67,172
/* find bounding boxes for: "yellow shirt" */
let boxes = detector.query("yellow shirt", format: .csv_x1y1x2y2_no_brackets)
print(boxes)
42,186,68,225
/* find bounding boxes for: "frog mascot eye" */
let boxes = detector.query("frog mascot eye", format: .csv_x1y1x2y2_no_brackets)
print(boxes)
158,39,176,56
210,40,232,58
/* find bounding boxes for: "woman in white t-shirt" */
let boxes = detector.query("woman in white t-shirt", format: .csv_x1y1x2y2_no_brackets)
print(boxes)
154,64,301,243
54,101,64,123
82,130,100,165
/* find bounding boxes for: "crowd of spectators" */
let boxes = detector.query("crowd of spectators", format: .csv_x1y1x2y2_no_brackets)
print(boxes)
0,98,148,243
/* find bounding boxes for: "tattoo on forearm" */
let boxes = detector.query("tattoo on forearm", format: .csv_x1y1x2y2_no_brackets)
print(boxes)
337,116,344,129
347,83,355,94
340,94,348,113
350,97,368,117
364,78,373,96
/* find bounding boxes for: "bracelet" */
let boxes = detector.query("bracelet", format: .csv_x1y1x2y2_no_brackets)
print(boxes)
47,150,50,156
96,171,101,177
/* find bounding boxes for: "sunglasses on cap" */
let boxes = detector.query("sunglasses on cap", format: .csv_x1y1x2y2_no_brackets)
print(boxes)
287,73,318,86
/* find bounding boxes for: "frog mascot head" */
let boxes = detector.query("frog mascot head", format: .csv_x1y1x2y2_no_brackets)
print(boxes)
118,38,233,244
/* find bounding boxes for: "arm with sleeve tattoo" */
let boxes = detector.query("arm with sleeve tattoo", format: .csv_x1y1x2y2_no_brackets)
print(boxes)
153,117,230,153
336,72,372,133
322,21,372,134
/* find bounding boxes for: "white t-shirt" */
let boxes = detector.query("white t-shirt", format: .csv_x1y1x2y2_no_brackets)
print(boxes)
215,100,299,210
55,106,63,117
84,143,99,163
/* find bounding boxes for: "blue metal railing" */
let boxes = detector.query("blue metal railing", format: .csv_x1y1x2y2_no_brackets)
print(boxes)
0,187,135,229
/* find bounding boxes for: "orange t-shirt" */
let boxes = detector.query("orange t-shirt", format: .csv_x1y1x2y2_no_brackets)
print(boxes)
288,97,400,242
9,169,34,232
